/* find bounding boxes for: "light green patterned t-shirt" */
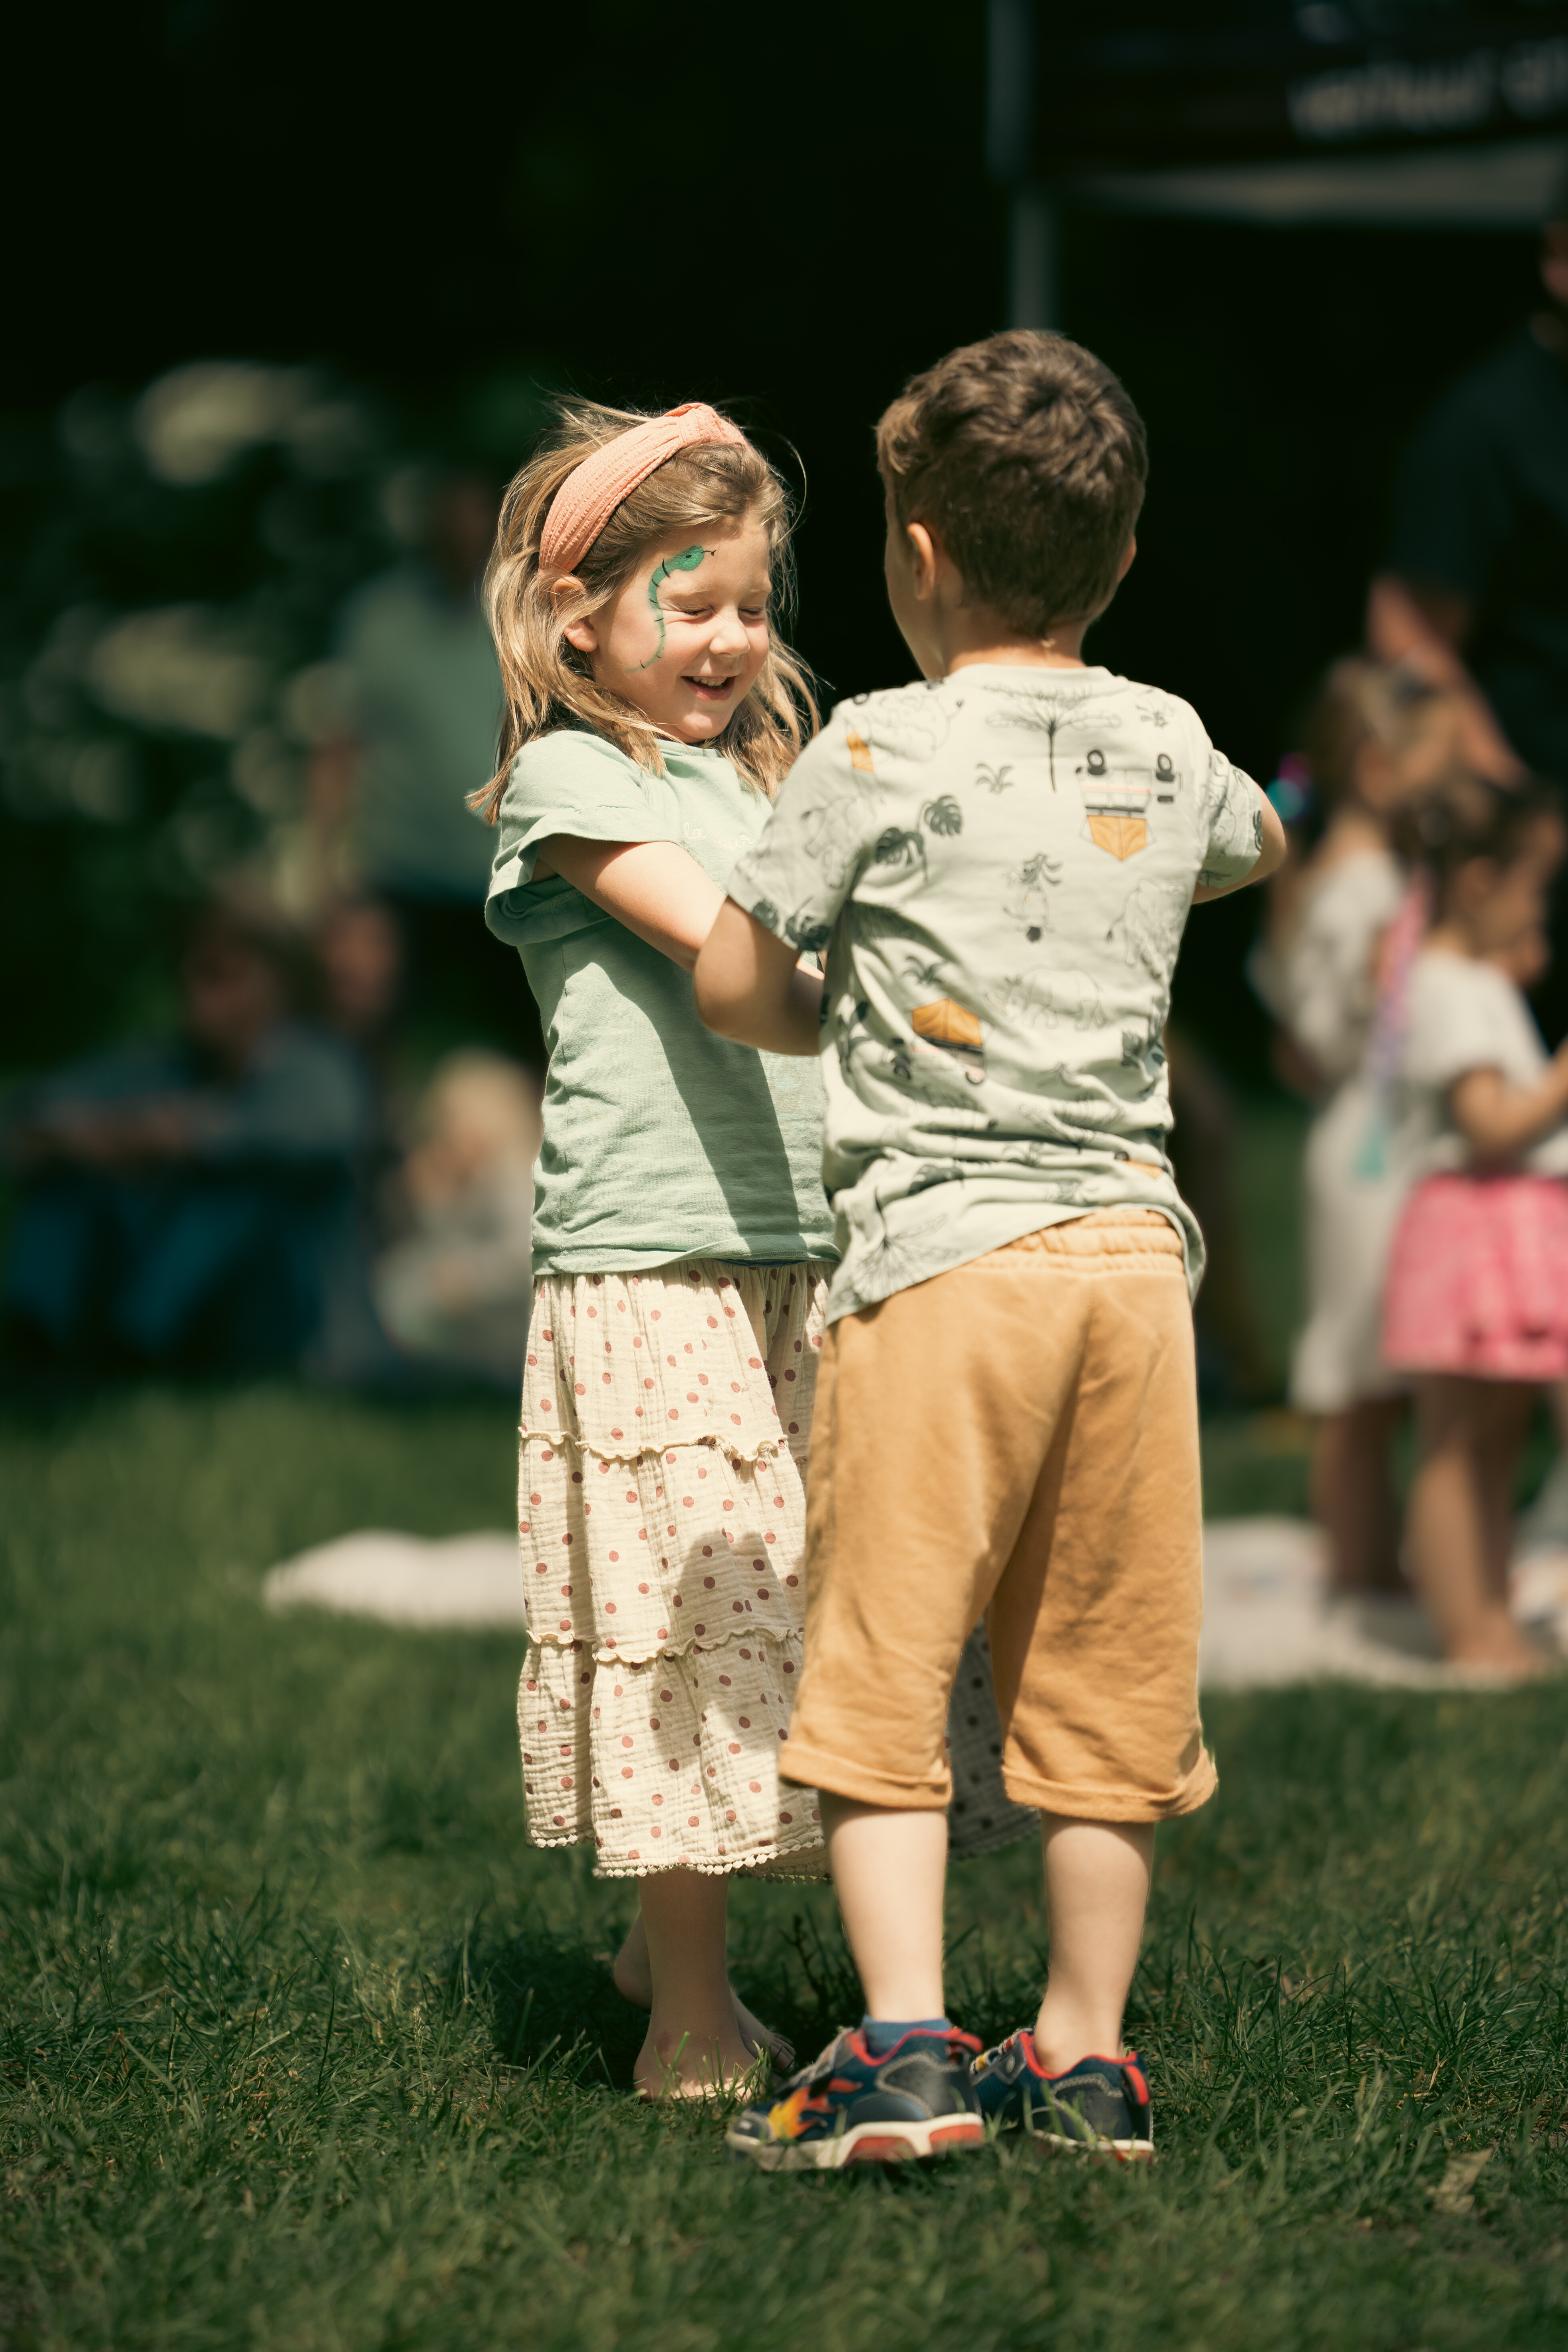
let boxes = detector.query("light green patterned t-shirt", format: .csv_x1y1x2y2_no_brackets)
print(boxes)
726,664,1265,1322
485,726,836,1276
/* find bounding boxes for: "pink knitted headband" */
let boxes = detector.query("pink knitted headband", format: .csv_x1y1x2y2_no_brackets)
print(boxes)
538,403,748,575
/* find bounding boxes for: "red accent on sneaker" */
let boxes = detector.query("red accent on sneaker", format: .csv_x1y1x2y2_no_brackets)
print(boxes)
1047,2051,1136,2080
1121,2062,1149,2105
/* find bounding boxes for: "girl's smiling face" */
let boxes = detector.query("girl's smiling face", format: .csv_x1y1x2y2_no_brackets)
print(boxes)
560,520,773,744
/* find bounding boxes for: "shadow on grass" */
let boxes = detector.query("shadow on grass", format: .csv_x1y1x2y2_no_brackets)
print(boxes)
460,1928,645,2090
455,1907,871,2092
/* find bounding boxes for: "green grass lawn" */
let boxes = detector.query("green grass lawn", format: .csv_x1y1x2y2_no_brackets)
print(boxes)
4,1383,1568,2351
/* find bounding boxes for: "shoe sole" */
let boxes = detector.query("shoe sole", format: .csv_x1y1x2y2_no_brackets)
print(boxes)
728,2115,986,2171
1030,2130,1154,2163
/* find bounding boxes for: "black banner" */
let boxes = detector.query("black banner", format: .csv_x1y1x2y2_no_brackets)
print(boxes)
1026,3,1568,173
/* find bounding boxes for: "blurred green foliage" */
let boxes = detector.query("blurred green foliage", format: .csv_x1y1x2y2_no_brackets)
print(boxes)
0,365,553,1074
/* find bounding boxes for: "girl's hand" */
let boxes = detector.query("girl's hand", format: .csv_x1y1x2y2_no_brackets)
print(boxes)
533,835,725,972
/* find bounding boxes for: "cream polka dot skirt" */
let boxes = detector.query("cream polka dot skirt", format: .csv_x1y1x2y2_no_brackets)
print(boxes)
517,1257,1034,1879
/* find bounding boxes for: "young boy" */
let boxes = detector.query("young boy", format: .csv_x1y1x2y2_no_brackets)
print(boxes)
694,330,1285,2168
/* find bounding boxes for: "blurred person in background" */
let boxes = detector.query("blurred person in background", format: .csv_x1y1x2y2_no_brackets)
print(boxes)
373,1049,540,1386
2,897,379,1379
313,895,409,1246
1369,182,1568,799
1252,661,1461,1594
308,466,544,1064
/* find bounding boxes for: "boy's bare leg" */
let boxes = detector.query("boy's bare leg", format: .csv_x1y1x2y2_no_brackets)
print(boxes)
1032,1816,1154,2072
613,1906,793,2068
631,1869,758,2098
822,1797,949,2019
1312,1398,1407,1594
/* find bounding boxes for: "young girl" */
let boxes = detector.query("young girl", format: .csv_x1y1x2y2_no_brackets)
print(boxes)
1254,659,1458,1591
1381,776,1568,1673
478,400,1028,2096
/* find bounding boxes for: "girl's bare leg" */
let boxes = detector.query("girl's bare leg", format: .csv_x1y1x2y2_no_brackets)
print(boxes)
1032,1817,1155,2072
628,1869,760,2099
1312,1398,1407,1594
612,1905,793,2070
1406,1375,1538,1671
1475,1381,1536,1600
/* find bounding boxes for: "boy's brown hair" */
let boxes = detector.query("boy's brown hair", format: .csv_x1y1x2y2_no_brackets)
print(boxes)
876,330,1147,636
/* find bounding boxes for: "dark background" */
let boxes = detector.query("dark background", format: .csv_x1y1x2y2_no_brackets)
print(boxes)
0,0,1550,1079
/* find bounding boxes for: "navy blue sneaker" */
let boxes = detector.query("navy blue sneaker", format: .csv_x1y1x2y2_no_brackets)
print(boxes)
726,2024,985,2170
970,2030,1153,2160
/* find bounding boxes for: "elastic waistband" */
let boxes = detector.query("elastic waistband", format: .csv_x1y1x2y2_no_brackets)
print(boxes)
989,1210,1184,1265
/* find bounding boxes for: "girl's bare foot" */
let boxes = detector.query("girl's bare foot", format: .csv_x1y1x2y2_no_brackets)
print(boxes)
1446,1611,1547,1677
632,2023,767,2102
613,1915,794,2073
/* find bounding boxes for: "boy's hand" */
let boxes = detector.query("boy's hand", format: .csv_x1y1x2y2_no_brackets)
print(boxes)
694,901,823,1056
1191,782,1287,905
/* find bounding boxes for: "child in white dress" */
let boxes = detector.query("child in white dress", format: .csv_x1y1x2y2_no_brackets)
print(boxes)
1255,659,1459,1590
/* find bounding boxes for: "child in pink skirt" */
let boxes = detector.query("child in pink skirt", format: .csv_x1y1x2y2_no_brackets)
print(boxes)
1382,776,1568,1672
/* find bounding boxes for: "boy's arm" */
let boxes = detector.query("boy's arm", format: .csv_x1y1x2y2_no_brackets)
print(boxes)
694,901,824,1056
1191,782,1287,905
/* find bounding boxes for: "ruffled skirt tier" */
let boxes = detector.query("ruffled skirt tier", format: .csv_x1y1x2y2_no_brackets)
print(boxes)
518,1260,830,1876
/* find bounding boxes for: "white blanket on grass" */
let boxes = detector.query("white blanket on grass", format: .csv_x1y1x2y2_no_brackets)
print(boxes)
261,1518,1568,1689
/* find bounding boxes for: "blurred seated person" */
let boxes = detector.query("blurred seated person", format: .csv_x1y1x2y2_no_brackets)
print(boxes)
308,468,544,1066
314,896,404,1065
2,900,375,1377
313,895,408,1244
374,1050,540,1387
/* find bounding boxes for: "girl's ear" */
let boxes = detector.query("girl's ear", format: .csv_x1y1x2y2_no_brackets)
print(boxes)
551,576,599,655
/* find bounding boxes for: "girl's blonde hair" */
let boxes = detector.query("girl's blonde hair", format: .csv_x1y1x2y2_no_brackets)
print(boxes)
474,399,817,820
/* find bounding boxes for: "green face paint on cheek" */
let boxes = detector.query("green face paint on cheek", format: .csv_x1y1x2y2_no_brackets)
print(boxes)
634,544,709,671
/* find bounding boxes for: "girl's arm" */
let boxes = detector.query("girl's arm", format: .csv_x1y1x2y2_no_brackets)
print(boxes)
534,835,724,971
694,902,824,1056
1449,1049,1568,1160
538,840,824,1050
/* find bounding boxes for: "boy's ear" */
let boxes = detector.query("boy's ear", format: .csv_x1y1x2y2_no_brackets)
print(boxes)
905,520,941,602
552,575,598,654
1115,534,1137,586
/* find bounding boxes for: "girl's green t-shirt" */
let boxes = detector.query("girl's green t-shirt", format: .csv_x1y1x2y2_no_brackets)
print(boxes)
484,727,836,1276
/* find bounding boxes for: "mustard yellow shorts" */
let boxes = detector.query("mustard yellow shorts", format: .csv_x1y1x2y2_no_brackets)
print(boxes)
778,1210,1217,1824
